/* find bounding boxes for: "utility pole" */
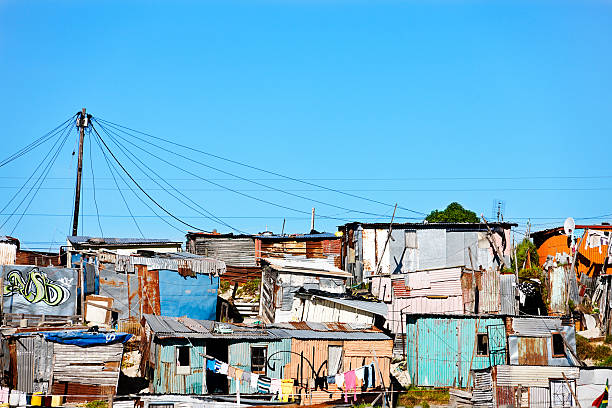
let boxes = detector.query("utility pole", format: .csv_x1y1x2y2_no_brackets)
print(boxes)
72,108,89,237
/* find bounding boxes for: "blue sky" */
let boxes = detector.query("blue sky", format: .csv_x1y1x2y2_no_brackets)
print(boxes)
0,0,611,250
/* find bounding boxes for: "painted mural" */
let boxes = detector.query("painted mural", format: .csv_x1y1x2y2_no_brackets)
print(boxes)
2,265,78,316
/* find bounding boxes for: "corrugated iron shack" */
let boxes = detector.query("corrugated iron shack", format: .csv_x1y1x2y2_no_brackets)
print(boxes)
338,222,517,284
507,316,578,367
1,330,131,402
291,289,387,326
259,258,351,323
405,314,507,388
66,236,183,256
490,364,580,408
141,315,392,405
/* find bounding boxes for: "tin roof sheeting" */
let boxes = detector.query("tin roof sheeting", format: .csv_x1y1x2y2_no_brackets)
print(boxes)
495,365,579,388
115,253,226,275
310,295,388,316
144,315,390,341
68,236,180,245
263,258,351,277
512,316,563,336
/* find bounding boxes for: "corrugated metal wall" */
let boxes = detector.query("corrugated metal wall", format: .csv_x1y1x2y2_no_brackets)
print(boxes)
405,316,506,388
190,237,256,267
153,339,207,395
14,336,54,394
228,339,291,394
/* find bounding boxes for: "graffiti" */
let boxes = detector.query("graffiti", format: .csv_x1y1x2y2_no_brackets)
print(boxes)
3,267,70,306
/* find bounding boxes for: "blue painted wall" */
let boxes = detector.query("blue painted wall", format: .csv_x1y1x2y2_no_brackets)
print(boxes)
158,269,219,320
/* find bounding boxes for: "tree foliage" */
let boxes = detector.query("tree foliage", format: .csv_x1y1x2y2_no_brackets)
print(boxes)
425,202,480,223
512,238,539,271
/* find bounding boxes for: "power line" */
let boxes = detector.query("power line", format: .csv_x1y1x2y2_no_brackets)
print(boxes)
88,127,103,237
91,123,206,233
91,124,145,238
92,124,189,235
7,122,73,235
95,119,419,222
0,114,75,168
97,117,427,216
94,120,245,234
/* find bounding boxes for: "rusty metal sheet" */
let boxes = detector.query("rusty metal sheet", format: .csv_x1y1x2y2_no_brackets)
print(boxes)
517,337,548,365
137,265,160,316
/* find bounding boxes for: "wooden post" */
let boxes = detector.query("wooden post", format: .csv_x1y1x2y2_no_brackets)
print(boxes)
72,108,87,236
374,204,398,275
562,372,581,408
80,261,85,324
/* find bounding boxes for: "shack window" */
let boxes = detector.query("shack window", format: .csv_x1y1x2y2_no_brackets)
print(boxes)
251,346,267,374
476,334,489,356
328,345,343,375
176,346,191,375
552,333,566,357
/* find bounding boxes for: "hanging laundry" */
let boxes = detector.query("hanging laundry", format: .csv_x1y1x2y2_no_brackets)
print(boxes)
270,379,282,398
281,379,294,402
219,362,229,375
214,359,223,373
250,373,260,390
314,376,328,390
355,366,365,386
362,366,369,391
0,387,8,404
18,391,27,407
227,365,236,379
368,363,376,388
327,375,336,384
206,358,216,372
335,373,345,388
257,376,272,393
234,367,244,382
241,370,251,383
344,370,358,403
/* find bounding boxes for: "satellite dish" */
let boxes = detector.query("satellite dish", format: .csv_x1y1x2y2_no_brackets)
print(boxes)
564,217,576,236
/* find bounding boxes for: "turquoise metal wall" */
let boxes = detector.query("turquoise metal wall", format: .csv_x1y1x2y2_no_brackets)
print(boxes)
228,339,292,394
153,338,207,394
405,316,506,388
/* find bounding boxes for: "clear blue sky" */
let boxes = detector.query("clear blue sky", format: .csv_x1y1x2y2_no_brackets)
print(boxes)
1,0,611,251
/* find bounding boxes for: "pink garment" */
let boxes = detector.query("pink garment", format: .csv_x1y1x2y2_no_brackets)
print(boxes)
344,370,357,403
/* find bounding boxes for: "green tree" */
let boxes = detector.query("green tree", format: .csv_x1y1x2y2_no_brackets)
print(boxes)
425,202,480,223
512,238,539,271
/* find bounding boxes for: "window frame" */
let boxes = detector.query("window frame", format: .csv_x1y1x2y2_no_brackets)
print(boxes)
476,333,489,357
551,332,566,358
251,345,268,375
176,345,191,375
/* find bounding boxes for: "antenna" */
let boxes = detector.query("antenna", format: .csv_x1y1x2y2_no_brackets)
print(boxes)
492,199,505,222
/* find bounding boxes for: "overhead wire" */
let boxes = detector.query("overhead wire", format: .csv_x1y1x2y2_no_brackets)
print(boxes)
88,126,104,237
0,114,76,168
97,117,426,217
0,119,74,220
90,123,204,233
93,124,188,235
7,121,73,235
94,119,412,223
94,120,245,234
91,124,145,238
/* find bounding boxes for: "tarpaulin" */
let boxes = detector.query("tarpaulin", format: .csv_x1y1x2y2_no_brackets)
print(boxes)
42,331,132,346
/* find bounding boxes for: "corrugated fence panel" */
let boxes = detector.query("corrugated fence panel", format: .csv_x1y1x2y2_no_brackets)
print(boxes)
500,274,516,315
495,365,579,388
549,266,568,314
479,269,500,314
415,318,458,387
529,386,549,408
16,336,36,393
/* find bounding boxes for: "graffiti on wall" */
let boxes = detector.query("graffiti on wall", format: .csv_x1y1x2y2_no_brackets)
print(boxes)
2,265,78,316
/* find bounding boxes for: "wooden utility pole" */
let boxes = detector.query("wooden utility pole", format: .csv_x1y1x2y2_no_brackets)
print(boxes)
72,108,88,237
374,204,398,275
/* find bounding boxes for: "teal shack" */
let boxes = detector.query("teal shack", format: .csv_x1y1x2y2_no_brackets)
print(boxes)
405,314,507,388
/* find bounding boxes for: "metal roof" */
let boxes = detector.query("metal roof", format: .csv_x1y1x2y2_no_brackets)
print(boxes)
306,294,388,316
67,236,181,246
263,258,351,277
144,315,390,341
339,221,517,230
115,253,226,275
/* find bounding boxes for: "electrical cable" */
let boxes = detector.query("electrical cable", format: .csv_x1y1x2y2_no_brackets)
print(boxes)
0,119,74,219
94,121,245,234
91,125,145,238
94,119,404,223
0,114,75,168
88,127,104,237
91,124,204,232
8,122,73,235
97,117,426,216
94,124,187,235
